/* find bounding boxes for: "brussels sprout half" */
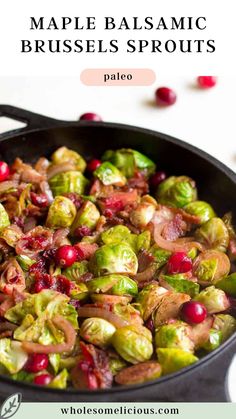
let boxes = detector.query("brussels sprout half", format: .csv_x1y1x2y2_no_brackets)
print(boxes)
71,200,100,233
215,273,236,296
51,146,86,172
87,274,138,297
194,286,230,314
136,283,168,321
160,274,200,298
193,250,230,284
201,329,222,352
156,176,197,208
90,243,138,276
94,162,126,186
80,317,116,348
112,325,153,364
157,348,198,375
0,203,10,232
63,261,89,282
102,148,156,178
184,201,216,225
195,218,229,253
213,314,236,342
0,339,28,374
155,321,194,353
130,195,157,229
46,196,76,228
49,171,88,197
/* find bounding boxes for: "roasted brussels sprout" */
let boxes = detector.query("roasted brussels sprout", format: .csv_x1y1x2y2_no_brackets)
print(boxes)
194,286,230,314
1,225,23,247
149,245,171,268
101,225,132,246
201,329,222,352
193,250,230,284
157,348,198,374
113,304,143,326
215,272,236,296
0,339,28,374
161,274,200,298
70,283,89,301
80,318,116,348
112,325,153,364
130,195,157,229
87,274,138,296
94,162,126,186
71,201,100,233
102,148,156,178
195,218,229,252
137,230,151,252
48,369,69,389
46,196,76,228
136,283,168,321
0,203,10,232
213,314,236,342
109,357,127,375
184,201,216,225
156,176,197,208
115,361,162,385
63,261,88,282
153,292,190,327
49,171,88,196
155,321,194,353
90,243,138,276
51,146,86,172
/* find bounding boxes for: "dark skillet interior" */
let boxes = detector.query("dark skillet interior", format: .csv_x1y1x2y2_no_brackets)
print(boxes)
0,121,236,402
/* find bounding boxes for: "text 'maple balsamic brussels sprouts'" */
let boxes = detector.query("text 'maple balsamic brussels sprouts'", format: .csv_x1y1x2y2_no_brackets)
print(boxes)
46,196,76,228
94,162,127,186
90,243,138,276
51,146,86,172
112,325,153,364
49,171,88,197
80,318,116,348
195,217,229,252
102,148,156,178
184,201,216,225
155,321,194,353
156,176,197,208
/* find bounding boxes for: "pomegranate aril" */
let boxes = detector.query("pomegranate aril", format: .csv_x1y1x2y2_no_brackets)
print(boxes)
33,373,52,386
55,245,77,267
87,159,102,173
149,171,166,188
31,192,48,207
0,161,10,182
80,113,102,122
181,301,207,324
167,252,193,274
197,76,217,89
155,87,177,106
24,354,49,373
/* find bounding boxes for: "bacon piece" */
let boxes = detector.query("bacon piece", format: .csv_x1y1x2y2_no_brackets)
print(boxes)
162,214,188,241
74,242,98,261
12,158,45,184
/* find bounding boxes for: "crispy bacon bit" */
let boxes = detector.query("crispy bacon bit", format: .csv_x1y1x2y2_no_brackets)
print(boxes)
22,315,76,354
71,342,113,389
74,242,98,261
12,158,45,184
15,226,53,258
126,171,149,195
98,189,139,214
0,258,25,295
34,157,50,175
63,193,83,209
162,214,188,241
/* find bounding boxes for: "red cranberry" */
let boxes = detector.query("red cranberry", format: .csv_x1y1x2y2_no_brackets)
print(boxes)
55,245,77,267
87,159,102,173
149,171,166,188
0,161,10,182
25,354,49,373
197,76,217,89
155,87,177,106
181,301,207,324
56,275,75,295
74,226,92,238
167,252,192,274
80,113,102,122
33,273,55,293
33,373,52,386
31,192,48,207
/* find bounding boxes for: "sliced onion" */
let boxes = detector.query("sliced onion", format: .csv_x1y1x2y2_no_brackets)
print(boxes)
22,315,76,354
0,180,19,194
39,180,54,204
47,162,76,180
134,265,157,283
153,222,203,253
77,307,128,328
52,228,70,247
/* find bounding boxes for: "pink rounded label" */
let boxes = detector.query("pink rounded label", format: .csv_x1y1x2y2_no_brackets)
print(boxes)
80,69,156,86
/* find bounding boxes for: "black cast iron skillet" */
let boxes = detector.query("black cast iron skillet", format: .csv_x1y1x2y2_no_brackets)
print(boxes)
0,104,236,403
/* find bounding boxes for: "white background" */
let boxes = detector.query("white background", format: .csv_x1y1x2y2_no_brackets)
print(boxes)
1,0,236,403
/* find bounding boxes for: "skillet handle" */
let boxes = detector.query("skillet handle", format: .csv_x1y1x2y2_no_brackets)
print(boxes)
0,105,66,140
